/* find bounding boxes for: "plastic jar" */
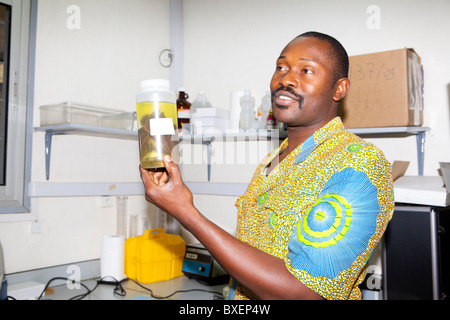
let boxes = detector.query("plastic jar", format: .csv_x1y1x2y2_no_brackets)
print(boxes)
239,90,255,130
136,79,180,169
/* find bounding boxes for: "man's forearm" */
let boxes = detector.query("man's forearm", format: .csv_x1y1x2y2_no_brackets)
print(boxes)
176,205,323,300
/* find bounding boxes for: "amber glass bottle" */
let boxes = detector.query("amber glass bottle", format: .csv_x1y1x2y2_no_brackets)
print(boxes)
176,90,191,130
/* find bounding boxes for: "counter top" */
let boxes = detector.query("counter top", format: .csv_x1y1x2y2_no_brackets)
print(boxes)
42,276,226,300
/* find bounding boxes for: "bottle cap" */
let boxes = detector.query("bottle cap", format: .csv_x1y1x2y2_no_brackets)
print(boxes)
140,79,170,92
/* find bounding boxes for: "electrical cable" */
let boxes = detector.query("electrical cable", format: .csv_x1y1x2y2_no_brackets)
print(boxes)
37,276,97,300
36,276,223,300
122,278,223,300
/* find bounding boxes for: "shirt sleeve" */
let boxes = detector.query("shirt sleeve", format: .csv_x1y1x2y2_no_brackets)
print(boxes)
286,150,394,300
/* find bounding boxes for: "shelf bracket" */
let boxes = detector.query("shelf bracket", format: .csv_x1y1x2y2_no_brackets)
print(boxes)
44,131,53,181
36,124,138,180
44,130,66,181
202,140,212,181
416,131,426,176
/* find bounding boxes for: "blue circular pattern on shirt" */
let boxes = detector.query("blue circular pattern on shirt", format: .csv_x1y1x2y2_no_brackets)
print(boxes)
288,167,380,279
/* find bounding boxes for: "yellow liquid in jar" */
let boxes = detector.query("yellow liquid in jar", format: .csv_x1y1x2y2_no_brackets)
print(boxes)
136,101,179,169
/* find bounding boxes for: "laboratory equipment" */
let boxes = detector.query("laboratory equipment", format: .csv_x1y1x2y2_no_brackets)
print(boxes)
40,102,133,130
190,91,212,114
229,90,245,131
384,205,449,300
177,88,191,130
182,243,229,285
239,90,255,130
116,196,127,238
256,91,272,129
136,79,180,169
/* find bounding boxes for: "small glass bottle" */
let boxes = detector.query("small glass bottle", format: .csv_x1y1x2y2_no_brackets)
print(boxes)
266,109,277,129
176,89,191,130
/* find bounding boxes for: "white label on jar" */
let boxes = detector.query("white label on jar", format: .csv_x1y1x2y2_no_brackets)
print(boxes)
149,118,175,135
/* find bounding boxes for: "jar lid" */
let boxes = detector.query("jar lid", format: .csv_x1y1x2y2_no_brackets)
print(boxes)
140,79,170,92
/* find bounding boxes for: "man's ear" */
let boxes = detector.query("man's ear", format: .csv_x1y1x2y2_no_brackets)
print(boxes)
333,78,350,102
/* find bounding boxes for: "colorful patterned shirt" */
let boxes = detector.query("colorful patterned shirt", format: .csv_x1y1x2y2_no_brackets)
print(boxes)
226,117,394,300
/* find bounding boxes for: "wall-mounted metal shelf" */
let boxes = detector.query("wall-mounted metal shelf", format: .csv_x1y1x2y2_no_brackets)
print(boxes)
180,129,285,181
183,126,429,179
35,124,138,180
34,124,429,181
34,124,284,181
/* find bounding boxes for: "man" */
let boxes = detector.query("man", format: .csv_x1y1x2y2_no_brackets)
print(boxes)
139,31,394,300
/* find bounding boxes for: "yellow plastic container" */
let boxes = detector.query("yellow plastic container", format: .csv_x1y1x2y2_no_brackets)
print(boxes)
124,229,185,284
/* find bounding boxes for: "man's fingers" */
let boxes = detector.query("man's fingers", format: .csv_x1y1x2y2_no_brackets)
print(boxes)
154,170,169,186
163,155,182,184
139,166,160,187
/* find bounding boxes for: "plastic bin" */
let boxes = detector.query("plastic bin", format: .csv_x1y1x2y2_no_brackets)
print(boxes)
98,111,136,130
124,229,186,284
40,102,133,129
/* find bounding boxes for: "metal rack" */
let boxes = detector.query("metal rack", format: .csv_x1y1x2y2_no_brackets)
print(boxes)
35,124,137,180
35,124,429,181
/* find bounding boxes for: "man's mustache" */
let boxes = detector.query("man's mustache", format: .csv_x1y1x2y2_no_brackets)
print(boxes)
271,85,305,108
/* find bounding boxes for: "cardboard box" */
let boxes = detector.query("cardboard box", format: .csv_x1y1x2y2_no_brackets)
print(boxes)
392,163,450,207
339,48,423,128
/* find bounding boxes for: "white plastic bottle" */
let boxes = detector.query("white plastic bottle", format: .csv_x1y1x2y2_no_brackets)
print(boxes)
136,79,180,169
258,91,272,129
190,91,212,114
229,90,245,132
239,90,255,130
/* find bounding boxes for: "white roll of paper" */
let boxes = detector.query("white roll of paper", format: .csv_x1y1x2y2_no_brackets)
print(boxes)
100,235,126,282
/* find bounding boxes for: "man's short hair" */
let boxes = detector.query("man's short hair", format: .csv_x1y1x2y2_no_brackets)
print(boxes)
296,31,349,84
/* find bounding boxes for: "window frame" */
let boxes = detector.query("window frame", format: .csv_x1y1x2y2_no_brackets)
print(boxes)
0,2,11,187
0,0,36,216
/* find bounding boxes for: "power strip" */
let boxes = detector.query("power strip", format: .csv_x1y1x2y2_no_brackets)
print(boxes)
7,281,45,300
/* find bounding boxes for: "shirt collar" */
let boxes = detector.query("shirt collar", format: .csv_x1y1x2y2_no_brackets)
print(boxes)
293,117,345,165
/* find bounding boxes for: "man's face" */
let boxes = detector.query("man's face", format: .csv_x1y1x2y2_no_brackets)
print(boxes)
270,37,341,129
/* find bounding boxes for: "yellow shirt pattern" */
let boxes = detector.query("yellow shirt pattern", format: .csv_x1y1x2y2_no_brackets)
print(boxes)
227,117,394,300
